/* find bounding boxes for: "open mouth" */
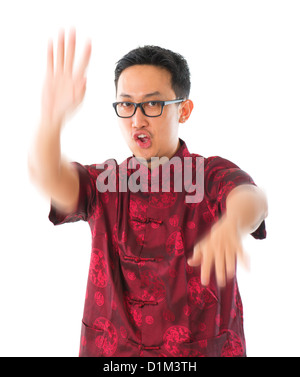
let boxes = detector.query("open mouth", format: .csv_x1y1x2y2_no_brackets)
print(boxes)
133,132,152,149
137,134,148,143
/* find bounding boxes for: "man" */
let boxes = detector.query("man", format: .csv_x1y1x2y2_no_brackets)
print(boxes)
28,29,268,357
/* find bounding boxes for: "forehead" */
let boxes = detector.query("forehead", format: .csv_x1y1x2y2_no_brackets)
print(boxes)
116,65,174,99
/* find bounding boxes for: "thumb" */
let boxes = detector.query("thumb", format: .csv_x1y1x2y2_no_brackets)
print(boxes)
238,246,250,272
74,76,87,104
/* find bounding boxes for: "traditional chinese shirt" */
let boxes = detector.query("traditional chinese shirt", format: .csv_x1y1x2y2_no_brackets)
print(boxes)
49,139,266,357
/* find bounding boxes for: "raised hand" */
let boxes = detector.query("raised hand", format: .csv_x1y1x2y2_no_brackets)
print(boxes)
41,28,92,127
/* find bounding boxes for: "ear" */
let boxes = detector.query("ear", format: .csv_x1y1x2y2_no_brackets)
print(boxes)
178,99,194,123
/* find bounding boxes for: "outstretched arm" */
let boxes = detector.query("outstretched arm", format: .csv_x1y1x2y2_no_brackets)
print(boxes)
188,184,268,287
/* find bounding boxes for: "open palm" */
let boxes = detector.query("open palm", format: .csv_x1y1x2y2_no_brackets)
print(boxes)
41,28,92,126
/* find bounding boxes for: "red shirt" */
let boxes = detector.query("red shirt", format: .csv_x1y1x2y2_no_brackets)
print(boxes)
49,139,266,357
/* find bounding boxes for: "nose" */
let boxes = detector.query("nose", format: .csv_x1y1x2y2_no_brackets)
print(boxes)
131,105,148,129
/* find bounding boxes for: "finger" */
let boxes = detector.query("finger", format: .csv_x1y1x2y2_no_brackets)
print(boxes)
215,248,226,287
56,29,65,74
46,39,54,76
188,243,202,267
47,39,53,76
201,247,213,286
225,247,236,281
65,28,76,74
74,39,92,81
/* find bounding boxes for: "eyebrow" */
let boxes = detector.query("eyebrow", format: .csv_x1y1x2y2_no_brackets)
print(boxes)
119,91,162,100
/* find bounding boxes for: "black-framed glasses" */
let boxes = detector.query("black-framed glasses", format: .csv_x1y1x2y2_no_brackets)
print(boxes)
112,99,184,118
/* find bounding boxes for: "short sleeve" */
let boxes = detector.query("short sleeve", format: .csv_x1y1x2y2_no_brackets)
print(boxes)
204,156,266,240
48,162,96,226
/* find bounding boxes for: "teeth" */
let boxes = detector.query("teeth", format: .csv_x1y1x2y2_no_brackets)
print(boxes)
137,134,147,139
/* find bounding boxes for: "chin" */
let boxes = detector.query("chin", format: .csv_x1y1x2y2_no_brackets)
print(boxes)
132,146,154,160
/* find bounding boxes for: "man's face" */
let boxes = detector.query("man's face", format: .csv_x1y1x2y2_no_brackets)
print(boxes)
116,65,184,165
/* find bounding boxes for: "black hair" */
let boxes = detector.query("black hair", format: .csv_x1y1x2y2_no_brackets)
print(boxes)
114,45,191,99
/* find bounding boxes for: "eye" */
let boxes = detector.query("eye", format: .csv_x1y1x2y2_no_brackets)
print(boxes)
148,101,160,107
121,102,134,108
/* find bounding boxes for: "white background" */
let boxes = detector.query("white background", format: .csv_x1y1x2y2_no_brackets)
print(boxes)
0,0,299,357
